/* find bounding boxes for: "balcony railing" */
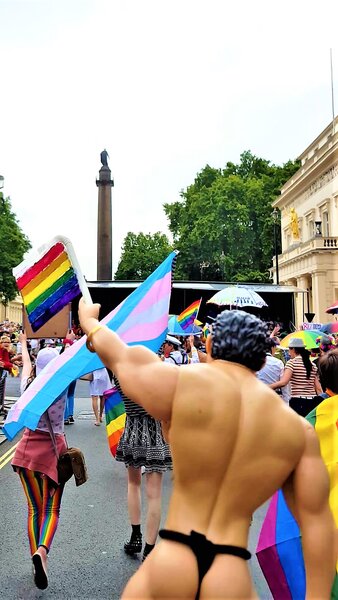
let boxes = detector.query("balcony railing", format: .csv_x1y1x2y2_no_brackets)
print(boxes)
323,237,338,248
273,236,338,269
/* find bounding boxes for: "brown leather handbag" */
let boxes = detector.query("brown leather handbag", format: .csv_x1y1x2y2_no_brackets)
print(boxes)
46,412,88,487
57,447,88,486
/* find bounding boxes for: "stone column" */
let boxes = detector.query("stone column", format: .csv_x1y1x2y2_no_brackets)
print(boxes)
96,164,114,280
296,275,309,327
311,271,327,323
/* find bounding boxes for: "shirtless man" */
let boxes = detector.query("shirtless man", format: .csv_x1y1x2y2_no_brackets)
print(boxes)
79,301,336,599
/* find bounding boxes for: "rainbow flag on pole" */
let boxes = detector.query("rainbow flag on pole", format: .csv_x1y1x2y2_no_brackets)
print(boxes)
177,299,201,330
13,236,90,332
4,250,177,441
256,395,338,599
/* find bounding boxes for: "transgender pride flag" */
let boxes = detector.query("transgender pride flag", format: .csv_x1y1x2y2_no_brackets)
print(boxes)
3,251,177,441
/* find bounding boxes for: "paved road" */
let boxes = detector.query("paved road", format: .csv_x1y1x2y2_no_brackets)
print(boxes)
0,379,272,599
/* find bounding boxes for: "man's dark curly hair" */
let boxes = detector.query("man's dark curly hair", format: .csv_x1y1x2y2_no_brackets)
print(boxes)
211,309,269,372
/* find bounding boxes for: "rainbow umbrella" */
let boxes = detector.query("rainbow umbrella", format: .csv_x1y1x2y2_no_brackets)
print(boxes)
280,330,326,350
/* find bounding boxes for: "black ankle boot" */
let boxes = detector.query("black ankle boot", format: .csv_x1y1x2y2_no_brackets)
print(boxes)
124,533,142,555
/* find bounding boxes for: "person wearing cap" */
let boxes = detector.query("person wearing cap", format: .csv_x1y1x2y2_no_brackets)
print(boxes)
79,300,336,600
270,337,322,417
10,331,69,591
162,335,187,365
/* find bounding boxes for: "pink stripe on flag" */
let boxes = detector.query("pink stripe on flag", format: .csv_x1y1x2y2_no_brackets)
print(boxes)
256,492,278,551
10,336,87,413
122,315,169,344
122,272,171,320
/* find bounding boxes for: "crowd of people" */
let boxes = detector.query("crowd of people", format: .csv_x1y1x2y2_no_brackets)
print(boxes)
2,308,338,597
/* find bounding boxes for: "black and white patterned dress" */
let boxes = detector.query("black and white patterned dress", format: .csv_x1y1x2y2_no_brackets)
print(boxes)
115,395,172,474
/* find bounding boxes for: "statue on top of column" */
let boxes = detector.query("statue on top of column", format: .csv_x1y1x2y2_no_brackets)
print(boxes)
100,149,109,168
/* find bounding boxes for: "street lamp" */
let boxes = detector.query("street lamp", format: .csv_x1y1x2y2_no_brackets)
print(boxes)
272,208,280,285
200,261,210,281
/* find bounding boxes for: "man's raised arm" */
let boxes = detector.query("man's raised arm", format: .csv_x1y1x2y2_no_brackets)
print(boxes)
78,298,178,421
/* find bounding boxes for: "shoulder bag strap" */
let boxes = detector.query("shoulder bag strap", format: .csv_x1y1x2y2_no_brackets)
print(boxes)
45,411,59,459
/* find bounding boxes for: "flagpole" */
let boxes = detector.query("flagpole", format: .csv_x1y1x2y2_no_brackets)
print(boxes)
196,297,202,321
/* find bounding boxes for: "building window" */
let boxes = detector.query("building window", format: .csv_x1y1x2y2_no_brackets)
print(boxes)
308,218,314,238
322,211,330,237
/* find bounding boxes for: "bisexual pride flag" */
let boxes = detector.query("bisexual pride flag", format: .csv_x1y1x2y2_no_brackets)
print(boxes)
14,236,91,332
4,250,177,441
256,395,338,599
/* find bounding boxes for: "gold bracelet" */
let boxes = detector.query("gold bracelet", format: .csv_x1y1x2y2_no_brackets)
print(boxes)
86,325,104,353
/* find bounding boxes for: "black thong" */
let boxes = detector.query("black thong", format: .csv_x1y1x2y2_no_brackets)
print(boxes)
159,528,251,600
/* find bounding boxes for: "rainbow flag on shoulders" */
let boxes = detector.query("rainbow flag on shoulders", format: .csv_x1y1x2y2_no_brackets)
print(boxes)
177,299,201,330
103,387,126,457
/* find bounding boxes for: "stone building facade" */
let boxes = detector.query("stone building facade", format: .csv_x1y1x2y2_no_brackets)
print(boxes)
0,296,23,325
272,117,338,325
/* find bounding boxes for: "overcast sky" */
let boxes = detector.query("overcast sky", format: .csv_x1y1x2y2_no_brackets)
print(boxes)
1,0,337,280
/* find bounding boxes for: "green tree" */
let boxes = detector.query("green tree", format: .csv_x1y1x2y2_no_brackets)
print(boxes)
0,193,31,304
164,151,300,282
115,231,173,279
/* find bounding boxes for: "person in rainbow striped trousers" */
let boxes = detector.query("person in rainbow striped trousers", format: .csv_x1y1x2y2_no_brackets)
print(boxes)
11,331,68,591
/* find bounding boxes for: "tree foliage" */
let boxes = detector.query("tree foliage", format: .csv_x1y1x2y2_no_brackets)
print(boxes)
0,194,31,304
164,151,300,282
115,231,173,279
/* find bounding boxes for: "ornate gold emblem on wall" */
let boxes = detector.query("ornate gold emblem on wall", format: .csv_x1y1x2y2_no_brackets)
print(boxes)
290,207,300,238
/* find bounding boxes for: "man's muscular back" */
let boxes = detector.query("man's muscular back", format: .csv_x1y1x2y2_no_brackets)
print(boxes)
166,359,305,548
78,301,335,599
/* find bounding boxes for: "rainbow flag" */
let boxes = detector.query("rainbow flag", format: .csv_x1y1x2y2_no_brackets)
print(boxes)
13,237,89,332
3,250,177,441
256,395,338,599
177,299,201,330
103,387,126,457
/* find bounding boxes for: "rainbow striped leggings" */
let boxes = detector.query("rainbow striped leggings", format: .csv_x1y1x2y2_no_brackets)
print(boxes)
18,468,64,555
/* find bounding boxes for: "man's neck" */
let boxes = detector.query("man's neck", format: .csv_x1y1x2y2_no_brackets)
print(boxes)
210,358,255,378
